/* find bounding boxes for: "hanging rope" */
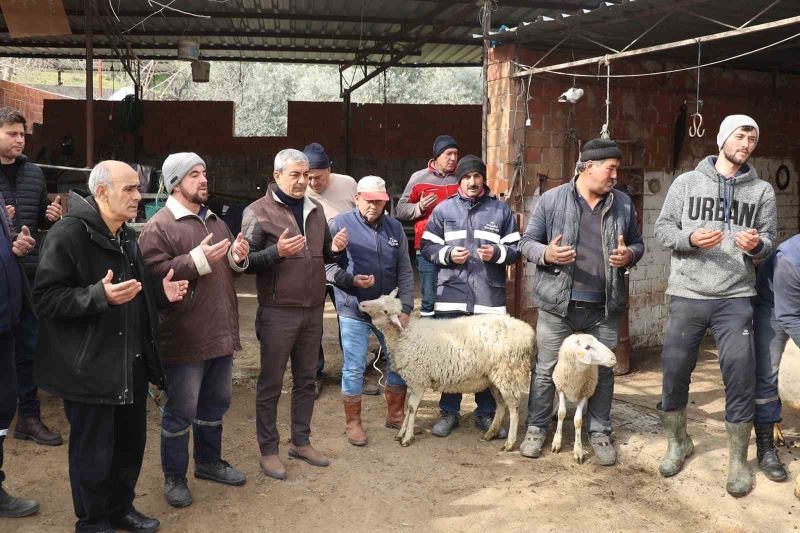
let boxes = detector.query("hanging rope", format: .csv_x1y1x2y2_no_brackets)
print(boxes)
599,56,611,139
689,41,705,138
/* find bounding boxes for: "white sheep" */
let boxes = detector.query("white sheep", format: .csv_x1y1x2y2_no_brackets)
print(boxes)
550,333,617,463
777,339,800,499
357,289,535,451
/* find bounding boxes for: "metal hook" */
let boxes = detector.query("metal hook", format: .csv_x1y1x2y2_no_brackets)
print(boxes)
689,111,705,138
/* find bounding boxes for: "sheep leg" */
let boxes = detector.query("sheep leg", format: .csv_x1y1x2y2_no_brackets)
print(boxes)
400,387,424,447
396,386,412,441
481,386,505,442
551,390,567,454
499,389,520,452
573,397,587,464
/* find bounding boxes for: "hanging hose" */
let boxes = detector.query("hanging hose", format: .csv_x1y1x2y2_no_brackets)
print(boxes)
689,41,705,138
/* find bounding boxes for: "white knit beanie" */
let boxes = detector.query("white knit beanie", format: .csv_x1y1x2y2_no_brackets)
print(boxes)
162,152,205,193
717,115,759,150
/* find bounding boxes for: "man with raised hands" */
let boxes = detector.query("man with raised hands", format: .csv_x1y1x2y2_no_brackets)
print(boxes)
34,160,188,533
519,138,644,466
139,152,250,509
0,107,64,446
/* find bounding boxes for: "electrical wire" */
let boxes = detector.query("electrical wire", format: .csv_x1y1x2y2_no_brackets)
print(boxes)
512,28,800,79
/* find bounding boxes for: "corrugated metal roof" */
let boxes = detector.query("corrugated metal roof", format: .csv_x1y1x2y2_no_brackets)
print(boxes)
491,0,800,73
0,0,607,66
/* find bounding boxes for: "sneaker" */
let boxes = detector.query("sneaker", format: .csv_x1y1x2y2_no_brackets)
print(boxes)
474,414,508,439
195,460,246,486
519,426,546,458
431,413,459,437
589,432,617,466
164,476,192,508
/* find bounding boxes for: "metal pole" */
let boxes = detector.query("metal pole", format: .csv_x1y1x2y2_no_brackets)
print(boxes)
343,91,352,176
85,0,94,167
481,1,490,161
514,14,800,77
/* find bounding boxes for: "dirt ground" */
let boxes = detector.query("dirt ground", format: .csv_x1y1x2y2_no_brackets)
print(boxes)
5,275,800,532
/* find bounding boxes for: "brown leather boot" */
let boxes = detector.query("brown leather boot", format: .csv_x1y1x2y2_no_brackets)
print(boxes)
288,445,330,467
14,416,63,446
342,394,368,446
384,385,421,434
259,454,287,480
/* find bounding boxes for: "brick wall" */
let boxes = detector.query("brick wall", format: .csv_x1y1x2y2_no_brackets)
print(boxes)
488,44,800,348
0,80,69,132
28,98,481,201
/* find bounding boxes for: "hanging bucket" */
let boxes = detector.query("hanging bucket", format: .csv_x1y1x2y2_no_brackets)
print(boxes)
191,61,210,83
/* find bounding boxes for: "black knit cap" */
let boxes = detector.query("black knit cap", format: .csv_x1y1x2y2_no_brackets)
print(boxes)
303,142,331,169
455,155,486,182
433,134,458,158
580,138,623,162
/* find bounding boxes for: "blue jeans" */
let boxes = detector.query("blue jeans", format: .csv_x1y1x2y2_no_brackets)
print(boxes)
14,307,39,418
433,313,496,417
417,254,437,317
753,301,787,424
339,316,404,396
161,355,233,477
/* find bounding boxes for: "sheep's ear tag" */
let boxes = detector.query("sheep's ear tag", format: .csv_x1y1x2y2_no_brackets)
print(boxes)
577,350,592,364
389,288,399,298
389,314,403,330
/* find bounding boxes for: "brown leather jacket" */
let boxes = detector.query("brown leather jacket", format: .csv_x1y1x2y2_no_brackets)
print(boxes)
138,196,243,365
242,183,340,307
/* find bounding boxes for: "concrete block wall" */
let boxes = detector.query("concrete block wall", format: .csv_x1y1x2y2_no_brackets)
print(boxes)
487,43,800,349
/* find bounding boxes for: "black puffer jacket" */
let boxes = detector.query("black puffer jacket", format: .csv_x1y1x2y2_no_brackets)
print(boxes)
33,190,167,405
0,155,51,276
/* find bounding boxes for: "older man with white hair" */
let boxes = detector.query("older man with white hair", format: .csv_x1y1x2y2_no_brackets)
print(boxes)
33,161,188,533
242,148,348,481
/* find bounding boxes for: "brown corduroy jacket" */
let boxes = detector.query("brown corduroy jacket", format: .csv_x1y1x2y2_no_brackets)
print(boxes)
138,196,244,365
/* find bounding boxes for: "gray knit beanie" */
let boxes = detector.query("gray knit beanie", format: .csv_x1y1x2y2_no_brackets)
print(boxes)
162,152,205,193
717,114,759,150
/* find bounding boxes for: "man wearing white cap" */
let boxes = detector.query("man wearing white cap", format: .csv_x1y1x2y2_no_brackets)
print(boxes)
326,176,414,446
139,152,250,508
654,115,776,497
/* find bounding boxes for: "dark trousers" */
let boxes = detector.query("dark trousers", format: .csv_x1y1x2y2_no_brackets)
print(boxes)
660,296,755,423
161,355,233,477
753,300,787,424
526,305,619,434
64,360,148,533
255,305,323,456
316,284,341,378
14,307,39,418
0,332,17,488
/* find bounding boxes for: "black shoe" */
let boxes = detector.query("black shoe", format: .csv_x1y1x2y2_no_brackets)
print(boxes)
755,423,788,482
431,413,459,437
195,460,247,486
164,475,192,508
0,487,39,518
474,414,508,439
110,508,160,533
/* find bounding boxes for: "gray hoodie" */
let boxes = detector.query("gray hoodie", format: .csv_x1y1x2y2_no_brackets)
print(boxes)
655,156,776,299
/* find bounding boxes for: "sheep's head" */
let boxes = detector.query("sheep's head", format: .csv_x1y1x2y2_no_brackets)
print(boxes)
358,288,404,330
561,333,617,367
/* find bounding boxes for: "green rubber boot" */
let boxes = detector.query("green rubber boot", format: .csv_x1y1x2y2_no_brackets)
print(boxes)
725,421,753,497
658,407,694,477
